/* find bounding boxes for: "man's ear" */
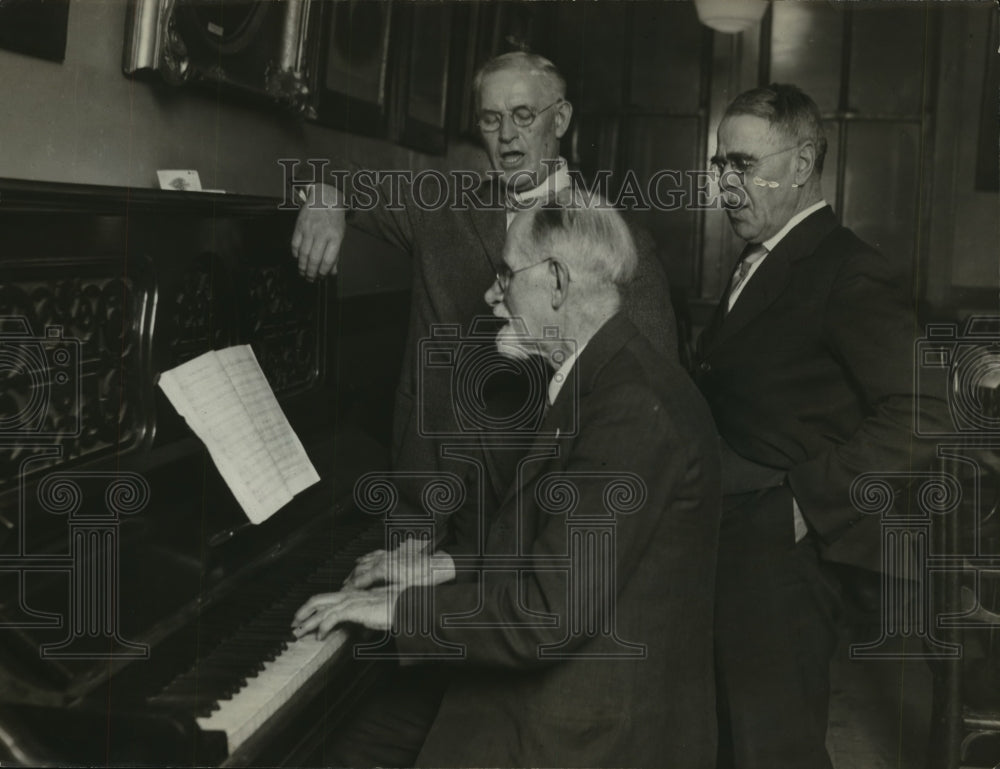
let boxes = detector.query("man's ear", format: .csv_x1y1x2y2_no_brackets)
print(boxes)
794,141,817,186
553,99,573,140
549,259,570,310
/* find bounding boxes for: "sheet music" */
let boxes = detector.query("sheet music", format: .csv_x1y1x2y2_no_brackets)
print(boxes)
158,346,320,524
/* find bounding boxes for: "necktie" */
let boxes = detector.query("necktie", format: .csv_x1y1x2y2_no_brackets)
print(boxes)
727,243,768,312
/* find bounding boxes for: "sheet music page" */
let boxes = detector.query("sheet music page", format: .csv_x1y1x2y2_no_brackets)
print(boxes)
158,347,319,524
215,346,321,496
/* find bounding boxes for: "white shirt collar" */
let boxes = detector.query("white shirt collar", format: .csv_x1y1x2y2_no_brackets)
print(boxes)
506,158,571,228
761,200,828,252
547,340,586,406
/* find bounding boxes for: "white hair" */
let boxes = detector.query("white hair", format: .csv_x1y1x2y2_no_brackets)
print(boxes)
472,51,566,110
525,191,637,289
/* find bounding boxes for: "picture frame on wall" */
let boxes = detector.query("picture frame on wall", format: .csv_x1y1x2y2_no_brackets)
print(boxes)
311,0,394,138
0,0,70,62
122,0,314,115
974,11,999,192
396,3,454,155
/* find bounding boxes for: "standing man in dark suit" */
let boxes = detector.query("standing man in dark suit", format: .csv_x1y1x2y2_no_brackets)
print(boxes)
295,197,721,768
290,52,676,490
694,83,944,769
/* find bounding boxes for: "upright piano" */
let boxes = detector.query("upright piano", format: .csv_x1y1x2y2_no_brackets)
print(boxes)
0,179,409,765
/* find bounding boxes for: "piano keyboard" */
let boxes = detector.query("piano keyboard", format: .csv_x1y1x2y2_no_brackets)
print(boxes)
195,629,348,755
146,518,386,758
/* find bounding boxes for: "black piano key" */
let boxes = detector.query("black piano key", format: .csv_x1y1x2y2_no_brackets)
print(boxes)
192,658,263,677
149,693,221,714
166,677,245,703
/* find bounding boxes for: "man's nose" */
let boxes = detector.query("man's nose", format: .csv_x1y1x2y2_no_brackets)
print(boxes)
484,279,503,309
718,168,745,192
498,113,518,142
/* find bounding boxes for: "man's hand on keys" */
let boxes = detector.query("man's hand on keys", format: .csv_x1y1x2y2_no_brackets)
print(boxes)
343,537,454,591
292,586,401,639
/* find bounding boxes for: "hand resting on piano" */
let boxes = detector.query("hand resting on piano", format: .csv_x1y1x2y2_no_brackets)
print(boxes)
292,538,456,640
343,536,439,590
290,182,347,281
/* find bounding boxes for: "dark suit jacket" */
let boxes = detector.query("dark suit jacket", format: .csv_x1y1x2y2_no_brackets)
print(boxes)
694,205,947,572
392,314,721,768
347,176,678,482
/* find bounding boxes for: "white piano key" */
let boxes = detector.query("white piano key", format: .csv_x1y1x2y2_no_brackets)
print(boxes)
196,629,349,755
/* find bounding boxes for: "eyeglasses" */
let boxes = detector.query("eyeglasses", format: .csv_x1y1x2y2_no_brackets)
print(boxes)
495,258,554,291
478,99,563,133
709,145,799,183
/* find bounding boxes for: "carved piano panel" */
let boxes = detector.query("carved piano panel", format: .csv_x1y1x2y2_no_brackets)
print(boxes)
242,264,322,394
0,263,152,493
0,180,404,766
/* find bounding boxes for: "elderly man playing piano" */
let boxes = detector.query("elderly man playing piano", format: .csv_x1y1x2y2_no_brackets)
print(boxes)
289,53,679,765
293,197,721,769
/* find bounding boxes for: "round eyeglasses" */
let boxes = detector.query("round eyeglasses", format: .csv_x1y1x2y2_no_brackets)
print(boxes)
709,145,799,183
495,258,554,291
478,99,563,133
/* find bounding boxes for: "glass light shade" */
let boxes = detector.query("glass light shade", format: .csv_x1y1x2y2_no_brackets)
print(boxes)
693,0,769,34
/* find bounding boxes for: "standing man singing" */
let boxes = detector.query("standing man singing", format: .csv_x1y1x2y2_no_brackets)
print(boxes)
291,52,677,494
694,83,946,768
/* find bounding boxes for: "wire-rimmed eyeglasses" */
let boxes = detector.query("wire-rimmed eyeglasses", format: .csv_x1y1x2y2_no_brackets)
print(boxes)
478,99,563,133
709,145,799,183
495,258,554,291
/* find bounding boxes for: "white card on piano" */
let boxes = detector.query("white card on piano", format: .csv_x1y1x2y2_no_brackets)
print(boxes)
158,345,320,524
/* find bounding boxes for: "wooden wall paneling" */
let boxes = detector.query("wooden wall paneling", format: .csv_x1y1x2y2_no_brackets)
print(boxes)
622,116,702,291
395,2,454,155
913,5,943,311
571,114,621,191
841,120,922,278
618,1,714,303
848,5,928,117
769,2,845,114
974,12,1000,192
819,120,841,217
840,5,937,293
553,2,626,113
925,5,999,317
312,0,395,138
629,2,705,113
448,3,484,141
